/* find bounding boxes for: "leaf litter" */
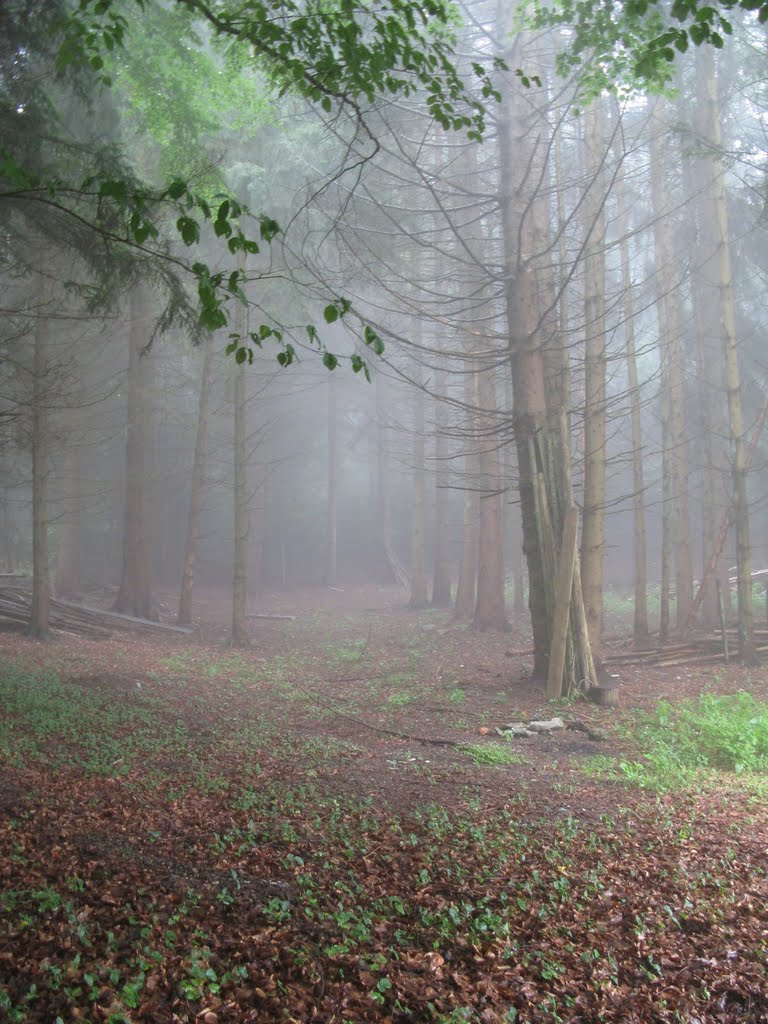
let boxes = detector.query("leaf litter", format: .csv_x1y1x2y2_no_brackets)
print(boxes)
0,590,767,1023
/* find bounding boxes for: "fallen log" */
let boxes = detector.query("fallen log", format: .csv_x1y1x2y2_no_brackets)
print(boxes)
56,600,193,635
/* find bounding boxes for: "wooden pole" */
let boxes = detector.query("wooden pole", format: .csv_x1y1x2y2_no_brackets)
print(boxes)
547,505,579,699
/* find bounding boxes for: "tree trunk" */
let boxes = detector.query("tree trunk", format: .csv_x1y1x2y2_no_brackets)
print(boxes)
691,48,731,627
232,303,249,645
659,375,672,642
29,267,51,639
454,367,478,621
700,52,756,663
473,361,507,630
114,284,153,619
177,332,214,625
409,369,429,608
0,496,18,573
325,372,340,588
55,450,82,597
650,101,694,633
497,19,596,690
580,99,608,650
431,364,452,606
497,38,551,671
613,121,649,644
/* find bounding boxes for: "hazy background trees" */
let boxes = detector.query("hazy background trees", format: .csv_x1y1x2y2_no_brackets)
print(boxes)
1,0,767,671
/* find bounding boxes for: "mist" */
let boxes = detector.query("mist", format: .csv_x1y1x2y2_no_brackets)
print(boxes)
2,3,768,1022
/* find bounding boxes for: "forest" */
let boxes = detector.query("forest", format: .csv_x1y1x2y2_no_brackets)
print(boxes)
1,0,768,1022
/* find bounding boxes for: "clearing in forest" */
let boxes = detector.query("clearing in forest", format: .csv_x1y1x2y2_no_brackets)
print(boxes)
1,585,767,1023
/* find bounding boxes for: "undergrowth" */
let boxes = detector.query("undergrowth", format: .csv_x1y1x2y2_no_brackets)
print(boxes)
1,651,767,1022
583,691,768,794
460,743,524,766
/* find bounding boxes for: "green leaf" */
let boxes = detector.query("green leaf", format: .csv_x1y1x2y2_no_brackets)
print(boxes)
166,180,187,200
276,348,292,367
177,216,200,245
323,352,339,370
260,217,280,241
99,179,127,203
363,325,385,355
323,304,339,324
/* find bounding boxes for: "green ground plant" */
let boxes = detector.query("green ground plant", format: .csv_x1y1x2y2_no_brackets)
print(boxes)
460,743,525,767
583,691,768,793
1,642,766,1022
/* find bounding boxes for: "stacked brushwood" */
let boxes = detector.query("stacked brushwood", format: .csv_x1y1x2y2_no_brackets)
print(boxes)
603,627,768,668
0,587,110,638
0,586,193,639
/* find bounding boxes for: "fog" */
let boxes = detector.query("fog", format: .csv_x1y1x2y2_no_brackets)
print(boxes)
2,2,767,653
5,6,768,1021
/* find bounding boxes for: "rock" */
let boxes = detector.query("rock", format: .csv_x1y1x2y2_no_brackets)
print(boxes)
527,717,565,733
567,719,609,741
586,727,609,742
497,723,538,738
566,719,589,732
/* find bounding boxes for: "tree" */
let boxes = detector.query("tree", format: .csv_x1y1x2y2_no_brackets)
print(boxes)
177,333,214,625
408,363,429,608
3,0,504,366
29,264,52,640
612,118,650,644
529,0,768,96
649,99,694,633
580,98,609,649
698,47,758,663
113,284,155,619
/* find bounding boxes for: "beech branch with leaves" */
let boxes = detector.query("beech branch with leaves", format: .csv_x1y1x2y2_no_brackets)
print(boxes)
526,0,767,96
35,0,506,371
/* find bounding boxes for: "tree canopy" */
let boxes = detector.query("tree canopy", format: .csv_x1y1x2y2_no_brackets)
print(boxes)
528,0,768,95
1,0,504,367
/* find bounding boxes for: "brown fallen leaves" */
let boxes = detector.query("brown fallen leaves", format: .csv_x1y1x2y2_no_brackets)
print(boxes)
1,752,767,1024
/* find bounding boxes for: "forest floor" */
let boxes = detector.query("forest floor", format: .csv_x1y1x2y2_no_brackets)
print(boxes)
1,583,767,1023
